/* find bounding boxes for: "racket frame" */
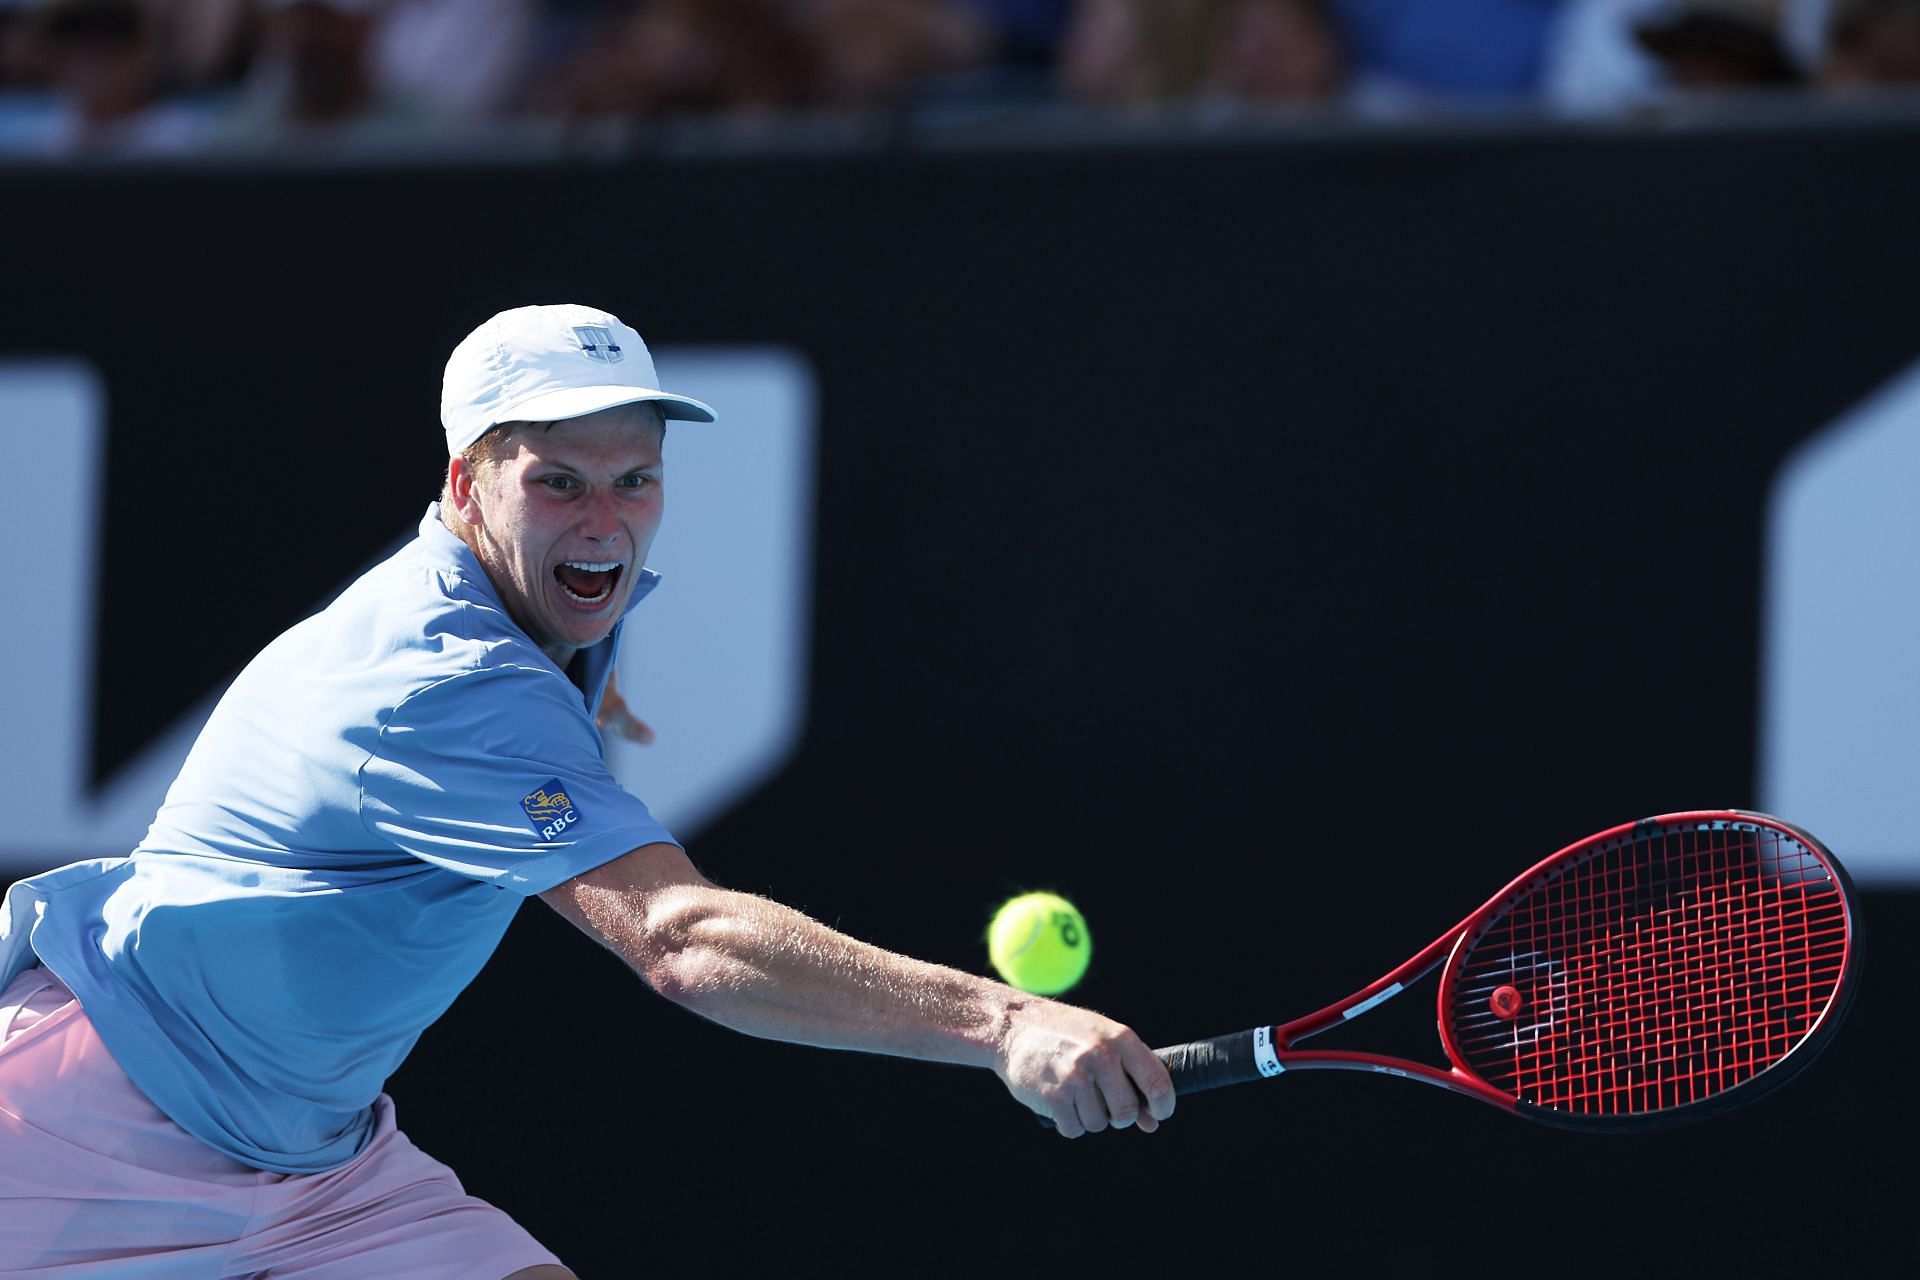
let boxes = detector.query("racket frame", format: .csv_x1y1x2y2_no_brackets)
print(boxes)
1259,927,1518,1111
1166,809,1860,1129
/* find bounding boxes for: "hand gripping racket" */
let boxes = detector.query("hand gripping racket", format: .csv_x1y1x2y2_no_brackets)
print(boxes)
1154,811,1859,1131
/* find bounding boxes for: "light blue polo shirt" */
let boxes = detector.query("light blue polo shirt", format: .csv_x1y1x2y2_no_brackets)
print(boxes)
0,506,677,1173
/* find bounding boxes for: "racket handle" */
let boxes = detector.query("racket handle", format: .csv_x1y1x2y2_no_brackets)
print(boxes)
1035,1026,1277,1130
1155,1028,1275,1094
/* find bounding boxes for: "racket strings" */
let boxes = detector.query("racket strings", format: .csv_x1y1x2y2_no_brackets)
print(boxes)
1447,821,1849,1117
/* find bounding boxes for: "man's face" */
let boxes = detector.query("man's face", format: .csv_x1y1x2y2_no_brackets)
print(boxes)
448,406,666,668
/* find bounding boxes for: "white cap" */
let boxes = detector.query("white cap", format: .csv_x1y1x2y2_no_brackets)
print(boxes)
440,303,716,456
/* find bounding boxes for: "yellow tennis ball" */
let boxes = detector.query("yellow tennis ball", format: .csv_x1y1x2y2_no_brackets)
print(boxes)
987,892,1091,995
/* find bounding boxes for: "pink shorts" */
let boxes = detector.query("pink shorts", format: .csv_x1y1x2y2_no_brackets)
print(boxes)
0,965,566,1278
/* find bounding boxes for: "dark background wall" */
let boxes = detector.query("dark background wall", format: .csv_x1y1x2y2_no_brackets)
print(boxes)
3,120,1915,1275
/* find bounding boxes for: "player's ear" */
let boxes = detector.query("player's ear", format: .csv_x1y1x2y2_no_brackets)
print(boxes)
445,456,485,526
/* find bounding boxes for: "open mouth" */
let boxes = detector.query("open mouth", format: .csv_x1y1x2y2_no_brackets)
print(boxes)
553,560,624,606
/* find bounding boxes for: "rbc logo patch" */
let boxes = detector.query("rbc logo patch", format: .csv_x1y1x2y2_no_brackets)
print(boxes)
521,779,582,840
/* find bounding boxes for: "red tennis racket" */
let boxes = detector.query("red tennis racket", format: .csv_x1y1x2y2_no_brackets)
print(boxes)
1156,810,1859,1130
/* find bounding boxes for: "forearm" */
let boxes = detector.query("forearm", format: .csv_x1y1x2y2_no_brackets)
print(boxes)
544,845,1176,1135
571,877,1025,1068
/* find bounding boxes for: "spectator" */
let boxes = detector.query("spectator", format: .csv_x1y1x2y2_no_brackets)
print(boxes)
370,0,535,119
212,0,431,147
799,0,993,109
1631,0,1803,86
955,0,1067,63
554,0,820,119
253,0,383,126
1204,0,1347,104
1540,0,1841,108
156,0,252,91
1538,0,1668,110
1057,0,1221,105
552,0,996,120
18,0,220,154
1821,0,1920,83
1330,0,1566,99
32,0,158,144
1,0,51,91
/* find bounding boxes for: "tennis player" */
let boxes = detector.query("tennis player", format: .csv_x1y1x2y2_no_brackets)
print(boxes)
0,304,1175,1278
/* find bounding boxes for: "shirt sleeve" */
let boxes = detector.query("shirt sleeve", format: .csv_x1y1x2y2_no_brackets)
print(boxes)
358,663,678,896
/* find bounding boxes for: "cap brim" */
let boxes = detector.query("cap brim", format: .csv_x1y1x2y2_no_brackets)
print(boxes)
503,384,717,427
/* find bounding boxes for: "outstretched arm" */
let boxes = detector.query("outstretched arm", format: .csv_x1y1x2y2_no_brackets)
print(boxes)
539,843,1175,1137
594,670,654,744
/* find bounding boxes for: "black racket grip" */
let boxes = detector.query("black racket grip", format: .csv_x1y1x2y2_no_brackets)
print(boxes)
1155,1028,1273,1095
1035,1027,1273,1129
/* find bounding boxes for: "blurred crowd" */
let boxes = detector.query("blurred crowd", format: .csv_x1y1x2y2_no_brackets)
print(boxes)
0,0,1917,156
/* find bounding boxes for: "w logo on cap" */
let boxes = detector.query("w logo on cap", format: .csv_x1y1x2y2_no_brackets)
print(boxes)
573,325,625,364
